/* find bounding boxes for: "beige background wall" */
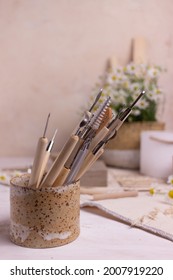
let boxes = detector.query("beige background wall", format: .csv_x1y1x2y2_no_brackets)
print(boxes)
0,0,173,156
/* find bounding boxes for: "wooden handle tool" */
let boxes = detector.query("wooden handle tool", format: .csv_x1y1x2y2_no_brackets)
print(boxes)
92,191,138,201
40,134,79,187
75,148,104,181
64,137,84,168
52,166,70,186
29,137,48,186
29,114,50,187
64,138,90,185
89,126,109,151
36,129,58,188
80,187,109,195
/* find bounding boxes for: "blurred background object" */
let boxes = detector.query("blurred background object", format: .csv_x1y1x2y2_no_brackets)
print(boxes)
140,131,173,179
0,0,172,157
90,35,166,169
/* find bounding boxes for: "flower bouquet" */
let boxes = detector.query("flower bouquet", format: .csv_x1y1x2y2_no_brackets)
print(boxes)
91,62,165,122
90,62,165,168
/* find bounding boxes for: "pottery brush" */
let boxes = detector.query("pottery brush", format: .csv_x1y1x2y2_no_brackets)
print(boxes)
74,108,114,181
89,107,113,151
29,113,50,187
81,96,111,140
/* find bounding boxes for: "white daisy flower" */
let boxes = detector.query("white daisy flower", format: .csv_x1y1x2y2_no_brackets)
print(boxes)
167,175,173,185
129,82,141,92
107,73,118,85
147,67,160,78
113,93,127,105
153,87,162,97
136,99,149,110
124,63,136,75
165,188,173,205
131,109,141,116
0,172,11,186
146,91,157,101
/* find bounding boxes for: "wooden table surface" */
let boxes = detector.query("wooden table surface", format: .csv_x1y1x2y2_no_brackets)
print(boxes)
0,157,173,260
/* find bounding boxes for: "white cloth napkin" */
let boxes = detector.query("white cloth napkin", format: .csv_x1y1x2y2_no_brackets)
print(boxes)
80,168,173,242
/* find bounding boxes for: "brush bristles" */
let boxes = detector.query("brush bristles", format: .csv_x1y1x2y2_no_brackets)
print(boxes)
92,97,111,131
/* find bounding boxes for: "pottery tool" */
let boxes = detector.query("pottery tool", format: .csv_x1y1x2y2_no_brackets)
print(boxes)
96,107,112,134
89,107,113,151
81,96,111,140
75,148,104,182
80,186,109,195
92,190,138,201
92,91,145,156
29,113,50,187
117,90,145,123
80,187,138,200
52,165,70,186
65,89,103,171
75,88,103,137
40,134,79,187
64,97,111,185
88,88,103,112
75,111,92,136
54,95,111,186
54,148,104,186
75,91,145,182
36,129,58,188
63,137,92,185
106,91,145,135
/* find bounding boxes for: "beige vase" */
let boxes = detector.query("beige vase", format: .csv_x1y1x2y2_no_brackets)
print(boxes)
103,122,165,169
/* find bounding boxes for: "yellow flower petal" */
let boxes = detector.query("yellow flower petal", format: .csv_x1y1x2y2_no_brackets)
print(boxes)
149,188,155,195
168,190,173,199
0,175,6,181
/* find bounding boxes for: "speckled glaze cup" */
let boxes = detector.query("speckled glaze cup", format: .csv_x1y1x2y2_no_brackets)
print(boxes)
10,174,80,248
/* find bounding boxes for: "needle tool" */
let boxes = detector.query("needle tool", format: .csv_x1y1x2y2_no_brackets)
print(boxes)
75,88,103,137
94,91,145,155
36,129,58,188
29,113,50,187
88,88,103,112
